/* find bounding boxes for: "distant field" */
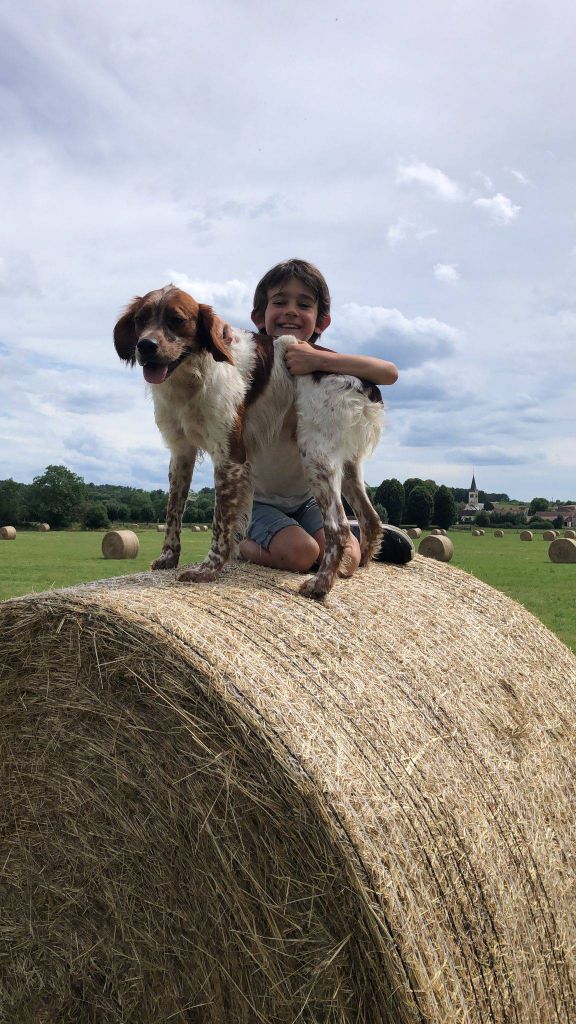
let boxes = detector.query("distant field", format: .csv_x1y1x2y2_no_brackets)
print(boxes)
0,527,574,652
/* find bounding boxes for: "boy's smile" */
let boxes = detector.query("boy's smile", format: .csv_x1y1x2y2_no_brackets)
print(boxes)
254,277,329,342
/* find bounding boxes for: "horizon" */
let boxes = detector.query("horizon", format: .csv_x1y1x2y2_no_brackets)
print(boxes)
1,2,575,501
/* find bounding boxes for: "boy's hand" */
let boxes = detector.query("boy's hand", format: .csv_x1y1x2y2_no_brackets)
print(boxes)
284,341,324,376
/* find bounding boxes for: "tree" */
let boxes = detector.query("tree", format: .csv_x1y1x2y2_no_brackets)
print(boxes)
529,497,549,514
375,478,405,526
27,465,86,528
433,485,457,529
553,515,564,529
0,479,27,525
81,502,111,530
374,502,388,524
127,491,155,522
483,500,494,512
475,510,490,527
406,485,433,529
403,477,424,501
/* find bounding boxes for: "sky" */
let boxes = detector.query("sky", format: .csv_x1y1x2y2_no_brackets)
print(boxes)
1,0,575,502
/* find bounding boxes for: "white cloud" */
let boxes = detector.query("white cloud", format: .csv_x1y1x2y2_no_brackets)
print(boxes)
387,218,437,247
473,170,494,191
473,193,520,225
507,168,531,186
331,303,461,368
167,274,254,326
433,263,460,284
396,161,465,201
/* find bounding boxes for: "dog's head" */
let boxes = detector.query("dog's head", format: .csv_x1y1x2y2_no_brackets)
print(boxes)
114,285,234,384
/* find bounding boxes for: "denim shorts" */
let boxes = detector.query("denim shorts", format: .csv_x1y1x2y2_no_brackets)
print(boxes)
248,497,324,551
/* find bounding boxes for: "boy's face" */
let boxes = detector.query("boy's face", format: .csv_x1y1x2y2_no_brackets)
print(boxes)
252,277,330,342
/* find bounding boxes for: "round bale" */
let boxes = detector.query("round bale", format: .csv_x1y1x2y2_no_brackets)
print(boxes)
494,529,505,537
543,530,556,541
564,529,576,539
0,563,574,1022
430,528,441,535
418,534,454,561
472,529,482,537
520,530,533,541
37,523,51,532
548,538,576,564
156,524,166,533
406,527,421,538
0,525,16,540
201,524,210,532
101,530,140,560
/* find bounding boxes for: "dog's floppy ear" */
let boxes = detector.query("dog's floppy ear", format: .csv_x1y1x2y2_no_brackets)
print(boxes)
197,303,235,364
113,297,142,365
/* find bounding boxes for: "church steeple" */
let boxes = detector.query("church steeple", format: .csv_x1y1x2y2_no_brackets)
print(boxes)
469,472,479,507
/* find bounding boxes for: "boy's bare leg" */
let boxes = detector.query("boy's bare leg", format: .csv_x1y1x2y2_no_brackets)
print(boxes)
240,526,320,573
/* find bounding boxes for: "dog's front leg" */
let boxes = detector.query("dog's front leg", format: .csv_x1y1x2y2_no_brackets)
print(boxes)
178,459,253,583
151,451,196,571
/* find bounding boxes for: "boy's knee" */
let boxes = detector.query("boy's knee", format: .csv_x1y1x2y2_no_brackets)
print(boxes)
271,530,320,572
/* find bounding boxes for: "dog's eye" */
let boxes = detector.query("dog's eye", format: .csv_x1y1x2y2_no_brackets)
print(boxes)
167,312,187,328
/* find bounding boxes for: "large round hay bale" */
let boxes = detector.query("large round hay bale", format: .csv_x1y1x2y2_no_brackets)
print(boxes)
564,529,576,539
418,534,454,561
191,525,202,532
101,530,139,559
406,527,421,538
37,522,51,532
430,528,441,535
156,524,166,532
520,530,533,541
543,530,556,541
201,524,210,532
472,529,482,536
0,562,574,1023
494,529,504,537
0,525,16,539
548,538,576,564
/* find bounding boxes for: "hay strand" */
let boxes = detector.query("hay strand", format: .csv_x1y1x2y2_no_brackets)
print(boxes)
0,561,574,1022
548,538,576,563
101,529,140,559
0,525,16,539
418,534,454,561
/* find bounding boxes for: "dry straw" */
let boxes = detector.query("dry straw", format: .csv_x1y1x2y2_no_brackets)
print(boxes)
494,530,505,538
406,528,421,538
0,560,574,1022
0,525,16,540
101,529,140,560
37,523,50,532
563,529,576,539
418,535,454,561
472,530,482,537
548,538,576,564
156,524,166,532
543,531,556,541
520,530,533,541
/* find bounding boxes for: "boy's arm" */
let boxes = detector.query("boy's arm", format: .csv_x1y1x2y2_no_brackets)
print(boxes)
285,341,398,385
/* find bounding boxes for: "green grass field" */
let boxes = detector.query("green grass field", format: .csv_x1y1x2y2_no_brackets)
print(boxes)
0,527,574,652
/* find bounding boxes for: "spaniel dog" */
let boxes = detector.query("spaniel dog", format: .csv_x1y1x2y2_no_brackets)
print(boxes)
114,285,383,598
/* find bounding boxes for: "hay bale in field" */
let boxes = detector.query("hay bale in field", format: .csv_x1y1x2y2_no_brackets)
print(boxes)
37,523,50,532
156,524,166,532
549,538,576,564
543,530,556,541
440,528,447,535
191,525,202,532
564,529,576,539
494,529,504,537
101,530,139,560
418,534,454,562
406,527,421,538
472,529,482,537
431,528,441,535
0,525,16,539
201,524,210,531
520,530,533,541
0,562,574,1024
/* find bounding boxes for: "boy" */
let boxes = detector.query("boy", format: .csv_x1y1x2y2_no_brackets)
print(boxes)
239,258,412,574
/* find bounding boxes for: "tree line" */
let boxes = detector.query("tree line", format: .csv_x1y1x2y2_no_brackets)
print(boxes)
1,465,519,532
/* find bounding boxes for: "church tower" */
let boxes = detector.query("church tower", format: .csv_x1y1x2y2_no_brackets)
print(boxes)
469,473,479,507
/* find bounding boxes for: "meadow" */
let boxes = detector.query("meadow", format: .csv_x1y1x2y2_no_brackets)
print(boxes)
0,527,574,652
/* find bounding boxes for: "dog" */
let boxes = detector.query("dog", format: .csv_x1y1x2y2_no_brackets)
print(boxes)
114,285,383,598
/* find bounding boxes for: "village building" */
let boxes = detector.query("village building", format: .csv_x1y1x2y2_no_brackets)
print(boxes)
459,474,485,523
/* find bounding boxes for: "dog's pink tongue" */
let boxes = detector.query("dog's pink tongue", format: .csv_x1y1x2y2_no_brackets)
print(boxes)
143,364,168,384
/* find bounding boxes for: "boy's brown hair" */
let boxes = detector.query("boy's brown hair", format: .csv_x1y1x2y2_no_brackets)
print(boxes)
251,259,331,337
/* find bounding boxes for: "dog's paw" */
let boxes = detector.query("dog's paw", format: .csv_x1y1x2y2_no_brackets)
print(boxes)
151,551,180,571
298,575,332,600
177,562,221,583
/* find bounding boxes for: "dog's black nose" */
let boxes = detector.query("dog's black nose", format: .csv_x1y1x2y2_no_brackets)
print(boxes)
137,337,159,358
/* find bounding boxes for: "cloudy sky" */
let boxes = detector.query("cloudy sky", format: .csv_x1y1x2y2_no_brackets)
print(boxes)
1,0,575,501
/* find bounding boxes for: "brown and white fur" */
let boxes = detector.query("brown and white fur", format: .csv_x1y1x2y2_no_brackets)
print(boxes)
114,285,383,599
